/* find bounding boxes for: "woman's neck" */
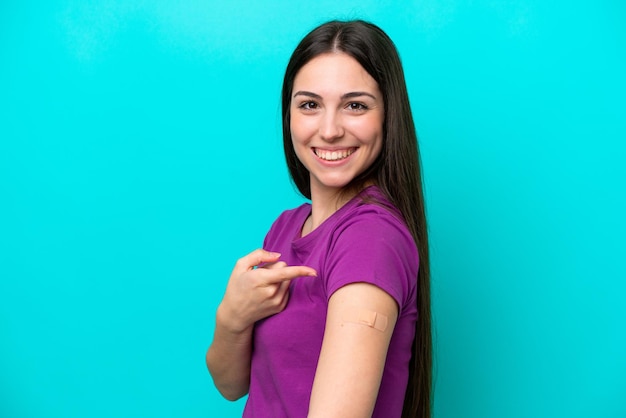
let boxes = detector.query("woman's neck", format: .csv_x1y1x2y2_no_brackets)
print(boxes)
303,181,372,236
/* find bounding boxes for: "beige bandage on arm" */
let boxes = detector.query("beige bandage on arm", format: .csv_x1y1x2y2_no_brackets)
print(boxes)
342,307,389,332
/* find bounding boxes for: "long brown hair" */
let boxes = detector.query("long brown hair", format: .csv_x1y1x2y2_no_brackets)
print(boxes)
281,20,432,418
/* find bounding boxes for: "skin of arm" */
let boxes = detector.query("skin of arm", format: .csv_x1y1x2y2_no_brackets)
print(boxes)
206,249,317,401
205,305,254,401
308,282,399,418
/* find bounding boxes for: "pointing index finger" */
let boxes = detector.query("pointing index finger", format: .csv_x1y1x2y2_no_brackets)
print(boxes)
262,265,318,284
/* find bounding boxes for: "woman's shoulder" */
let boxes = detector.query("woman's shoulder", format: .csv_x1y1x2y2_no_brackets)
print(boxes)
274,202,311,226
324,187,419,308
330,187,418,260
264,202,311,244
337,186,407,231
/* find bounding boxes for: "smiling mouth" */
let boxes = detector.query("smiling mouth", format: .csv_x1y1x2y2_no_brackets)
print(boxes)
313,148,357,161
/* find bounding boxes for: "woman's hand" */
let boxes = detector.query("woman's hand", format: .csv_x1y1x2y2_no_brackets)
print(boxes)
207,249,316,400
218,248,317,334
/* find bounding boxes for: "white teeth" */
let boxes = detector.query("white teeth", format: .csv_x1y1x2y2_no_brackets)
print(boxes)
315,148,355,161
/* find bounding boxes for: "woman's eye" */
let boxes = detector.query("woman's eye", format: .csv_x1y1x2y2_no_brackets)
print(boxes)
347,102,368,111
299,101,318,110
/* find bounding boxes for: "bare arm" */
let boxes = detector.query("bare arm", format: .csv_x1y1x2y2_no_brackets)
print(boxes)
308,282,398,418
206,249,317,400
205,304,254,400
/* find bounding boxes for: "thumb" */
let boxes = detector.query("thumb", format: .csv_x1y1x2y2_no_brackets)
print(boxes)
235,248,282,270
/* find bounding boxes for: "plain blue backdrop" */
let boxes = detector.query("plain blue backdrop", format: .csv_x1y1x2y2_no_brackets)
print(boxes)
1,1,624,417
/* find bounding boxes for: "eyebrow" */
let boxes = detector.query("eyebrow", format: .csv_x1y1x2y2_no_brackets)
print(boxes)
293,90,377,100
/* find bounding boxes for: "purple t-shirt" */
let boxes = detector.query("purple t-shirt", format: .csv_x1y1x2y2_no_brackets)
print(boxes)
243,187,419,418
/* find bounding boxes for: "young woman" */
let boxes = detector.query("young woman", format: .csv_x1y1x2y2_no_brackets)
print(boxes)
206,20,431,418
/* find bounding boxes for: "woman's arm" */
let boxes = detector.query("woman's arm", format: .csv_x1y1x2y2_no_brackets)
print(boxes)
206,305,254,400
308,282,398,418
206,249,317,400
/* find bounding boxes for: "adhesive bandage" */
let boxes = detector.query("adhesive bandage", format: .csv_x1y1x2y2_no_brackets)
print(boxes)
342,308,389,332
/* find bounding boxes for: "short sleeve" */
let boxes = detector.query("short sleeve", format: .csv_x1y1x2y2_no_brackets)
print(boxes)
323,205,419,312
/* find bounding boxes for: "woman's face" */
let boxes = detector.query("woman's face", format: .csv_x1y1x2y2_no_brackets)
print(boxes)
290,52,384,198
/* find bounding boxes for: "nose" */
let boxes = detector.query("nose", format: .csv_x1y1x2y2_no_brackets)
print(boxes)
319,111,344,142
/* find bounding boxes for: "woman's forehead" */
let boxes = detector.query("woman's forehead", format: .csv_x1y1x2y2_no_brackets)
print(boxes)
293,53,380,97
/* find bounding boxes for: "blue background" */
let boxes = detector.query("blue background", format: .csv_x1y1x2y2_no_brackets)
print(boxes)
1,1,625,417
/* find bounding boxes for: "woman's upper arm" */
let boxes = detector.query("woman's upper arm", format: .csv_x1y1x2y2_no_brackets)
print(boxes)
308,282,399,418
